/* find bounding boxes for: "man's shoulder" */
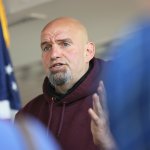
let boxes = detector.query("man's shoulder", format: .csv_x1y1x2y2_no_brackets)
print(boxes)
93,57,110,72
25,94,45,108
15,94,46,119
94,57,108,65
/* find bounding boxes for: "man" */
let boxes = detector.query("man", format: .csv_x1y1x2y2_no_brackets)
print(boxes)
16,17,115,150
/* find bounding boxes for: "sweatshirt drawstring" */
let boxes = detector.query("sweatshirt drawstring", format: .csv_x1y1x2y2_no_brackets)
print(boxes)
57,102,66,137
47,97,54,135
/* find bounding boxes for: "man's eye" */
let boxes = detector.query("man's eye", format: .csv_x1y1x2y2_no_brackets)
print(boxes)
63,42,70,47
64,42,69,46
42,45,51,51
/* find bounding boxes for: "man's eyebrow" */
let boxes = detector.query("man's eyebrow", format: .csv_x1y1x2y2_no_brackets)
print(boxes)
41,38,73,47
40,42,49,47
57,38,73,43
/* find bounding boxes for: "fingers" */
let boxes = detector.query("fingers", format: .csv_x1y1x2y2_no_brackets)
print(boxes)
89,81,108,123
88,108,99,126
98,81,108,115
89,81,116,149
98,81,106,99
92,93,103,118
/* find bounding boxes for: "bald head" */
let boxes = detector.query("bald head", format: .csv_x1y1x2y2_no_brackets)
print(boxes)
41,17,89,44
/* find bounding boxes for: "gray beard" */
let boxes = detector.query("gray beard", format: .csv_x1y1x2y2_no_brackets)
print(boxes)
48,70,72,86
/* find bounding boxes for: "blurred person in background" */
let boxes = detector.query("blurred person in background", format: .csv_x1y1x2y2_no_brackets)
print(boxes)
89,2,150,149
0,117,60,150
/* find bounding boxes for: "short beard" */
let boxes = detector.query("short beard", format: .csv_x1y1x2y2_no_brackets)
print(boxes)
48,70,72,86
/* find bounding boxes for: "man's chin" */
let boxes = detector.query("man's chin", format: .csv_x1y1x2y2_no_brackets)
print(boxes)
48,71,72,86
50,65,67,73
50,71,65,75
50,67,67,74
49,76,68,86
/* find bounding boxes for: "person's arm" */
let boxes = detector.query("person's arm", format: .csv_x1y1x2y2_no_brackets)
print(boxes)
88,81,117,150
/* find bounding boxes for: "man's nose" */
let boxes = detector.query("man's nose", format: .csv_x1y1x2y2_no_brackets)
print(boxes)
50,45,61,60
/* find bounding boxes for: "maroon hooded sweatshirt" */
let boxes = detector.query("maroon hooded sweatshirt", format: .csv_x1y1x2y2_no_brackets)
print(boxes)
16,58,104,150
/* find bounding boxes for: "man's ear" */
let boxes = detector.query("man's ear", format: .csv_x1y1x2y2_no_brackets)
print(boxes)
85,42,95,62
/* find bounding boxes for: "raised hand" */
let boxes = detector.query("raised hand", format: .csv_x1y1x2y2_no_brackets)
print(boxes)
88,81,117,150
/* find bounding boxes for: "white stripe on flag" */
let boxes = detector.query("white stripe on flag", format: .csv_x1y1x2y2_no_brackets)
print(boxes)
0,100,11,119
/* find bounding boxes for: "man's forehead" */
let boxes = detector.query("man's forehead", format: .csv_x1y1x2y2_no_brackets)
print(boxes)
41,18,86,36
41,24,82,42
42,23,78,35
41,29,73,41
41,17,88,42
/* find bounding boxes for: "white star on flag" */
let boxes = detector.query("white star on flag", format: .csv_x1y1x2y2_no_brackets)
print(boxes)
12,81,18,91
5,64,13,75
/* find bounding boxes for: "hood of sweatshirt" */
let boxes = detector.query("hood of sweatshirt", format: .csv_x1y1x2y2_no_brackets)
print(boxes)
43,58,104,105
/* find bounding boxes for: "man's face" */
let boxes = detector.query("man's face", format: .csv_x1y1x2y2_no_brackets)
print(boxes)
41,20,93,87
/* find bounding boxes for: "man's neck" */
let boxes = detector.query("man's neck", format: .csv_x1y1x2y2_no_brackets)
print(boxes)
55,81,75,94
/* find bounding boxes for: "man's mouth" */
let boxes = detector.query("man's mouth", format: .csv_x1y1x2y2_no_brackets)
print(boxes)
49,63,66,72
51,63,64,68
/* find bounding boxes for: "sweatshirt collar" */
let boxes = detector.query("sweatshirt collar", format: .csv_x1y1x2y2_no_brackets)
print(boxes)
43,58,104,104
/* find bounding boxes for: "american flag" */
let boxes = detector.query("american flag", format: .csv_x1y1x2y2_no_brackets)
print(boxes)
0,0,21,119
